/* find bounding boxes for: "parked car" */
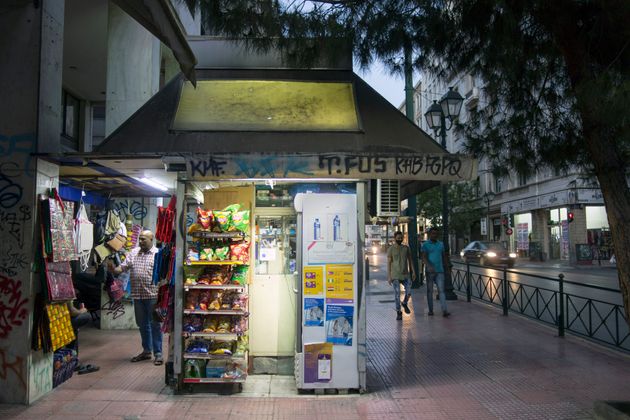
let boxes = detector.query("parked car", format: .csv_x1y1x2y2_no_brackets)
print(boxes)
460,241,517,268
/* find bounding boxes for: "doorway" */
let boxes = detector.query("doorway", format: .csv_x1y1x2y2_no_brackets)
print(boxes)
249,208,298,374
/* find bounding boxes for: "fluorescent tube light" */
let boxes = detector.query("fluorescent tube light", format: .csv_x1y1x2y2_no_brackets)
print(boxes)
138,177,168,192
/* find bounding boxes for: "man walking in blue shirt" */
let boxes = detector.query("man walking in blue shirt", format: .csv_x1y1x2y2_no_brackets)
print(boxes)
421,228,451,317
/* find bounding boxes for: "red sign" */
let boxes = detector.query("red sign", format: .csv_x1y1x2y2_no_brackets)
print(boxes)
506,228,514,236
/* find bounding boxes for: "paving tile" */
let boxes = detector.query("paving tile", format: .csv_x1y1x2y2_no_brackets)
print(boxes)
55,400,109,416
2,257,630,420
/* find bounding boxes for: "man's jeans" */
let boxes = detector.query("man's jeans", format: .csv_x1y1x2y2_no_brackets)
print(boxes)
392,278,411,312
133,298,162,356
426,272,447,313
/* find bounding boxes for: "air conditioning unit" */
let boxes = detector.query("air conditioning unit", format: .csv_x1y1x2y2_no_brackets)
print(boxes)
376,179,400,217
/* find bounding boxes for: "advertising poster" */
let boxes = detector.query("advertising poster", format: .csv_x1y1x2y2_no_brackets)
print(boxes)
306,241,355,264
325,264,354,303
303,265,324,295
304,298,325,327
304,342,333,383
325,305,354,346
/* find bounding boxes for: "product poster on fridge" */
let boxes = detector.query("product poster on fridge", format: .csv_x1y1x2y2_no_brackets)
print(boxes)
304,298,325,327
325,305,354,346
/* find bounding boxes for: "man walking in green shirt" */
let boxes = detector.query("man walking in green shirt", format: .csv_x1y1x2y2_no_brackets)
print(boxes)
387,231,416,320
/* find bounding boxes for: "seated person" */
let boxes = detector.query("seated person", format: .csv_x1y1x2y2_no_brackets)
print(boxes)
67,299,100,375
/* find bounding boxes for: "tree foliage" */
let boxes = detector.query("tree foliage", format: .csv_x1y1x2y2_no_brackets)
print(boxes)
182,0,630,324
418,181,481,239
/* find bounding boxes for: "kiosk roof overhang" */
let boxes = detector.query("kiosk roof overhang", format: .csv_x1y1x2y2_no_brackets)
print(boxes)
96,68,445,156
87,68,476,198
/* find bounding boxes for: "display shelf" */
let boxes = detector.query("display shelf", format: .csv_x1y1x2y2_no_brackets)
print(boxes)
191,231,245,239
183,377,246,384
184,309,247,316
185,260,245,266
184,284,245,291
183,353,246,361
182,332,239,340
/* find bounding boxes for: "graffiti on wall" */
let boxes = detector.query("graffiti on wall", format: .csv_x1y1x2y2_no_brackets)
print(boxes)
0,348,26,390
101,299,126,320
113,199,148,222
0,275,28,340
0,205,32,249
187,153,478,181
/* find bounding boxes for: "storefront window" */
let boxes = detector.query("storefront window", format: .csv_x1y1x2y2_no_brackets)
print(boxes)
255,187,294,208
513,213,532,255
586,206,609,229
254,215,297,275
586,206,612,259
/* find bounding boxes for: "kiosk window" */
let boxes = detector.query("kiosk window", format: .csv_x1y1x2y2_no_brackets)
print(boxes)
255,215,297,275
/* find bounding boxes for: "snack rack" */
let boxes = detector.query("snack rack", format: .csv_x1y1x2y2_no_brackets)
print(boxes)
179,208,250,391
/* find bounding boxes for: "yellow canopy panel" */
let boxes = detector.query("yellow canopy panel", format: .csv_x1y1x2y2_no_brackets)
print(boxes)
173,80,360,131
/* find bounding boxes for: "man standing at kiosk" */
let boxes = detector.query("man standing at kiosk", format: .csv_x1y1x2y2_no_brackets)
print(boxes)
387,231,416,320
110,230,162,365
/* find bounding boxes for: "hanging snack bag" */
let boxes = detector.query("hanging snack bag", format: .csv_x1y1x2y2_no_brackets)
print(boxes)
230,241,250,263
213,211,232,232
214,245,230,261
197,208,213,230
203,317,219,333
230,266,248,285
231,210,250,233
185,291,198,310
199,247,214,261
187,243,200,262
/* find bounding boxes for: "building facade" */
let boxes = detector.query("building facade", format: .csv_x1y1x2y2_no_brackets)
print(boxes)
402,72,610,262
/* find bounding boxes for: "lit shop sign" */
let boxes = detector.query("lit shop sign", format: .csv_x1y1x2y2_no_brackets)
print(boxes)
186,153,478,181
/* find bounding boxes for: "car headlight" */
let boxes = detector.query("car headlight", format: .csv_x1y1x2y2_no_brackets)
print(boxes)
486,251,497,257
460,251,465,257
509,253,517,258
372,246,378,253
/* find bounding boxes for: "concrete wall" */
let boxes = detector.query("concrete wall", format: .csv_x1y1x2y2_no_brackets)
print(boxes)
105,2,160,136
0,0,64,404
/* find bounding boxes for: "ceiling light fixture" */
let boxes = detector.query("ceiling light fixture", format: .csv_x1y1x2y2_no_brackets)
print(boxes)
138,177,168,192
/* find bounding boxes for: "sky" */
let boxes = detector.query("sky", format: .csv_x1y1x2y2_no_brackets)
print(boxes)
356,61,407,108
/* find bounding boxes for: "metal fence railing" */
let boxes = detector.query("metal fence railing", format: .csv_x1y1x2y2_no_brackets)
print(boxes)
451,262,630,352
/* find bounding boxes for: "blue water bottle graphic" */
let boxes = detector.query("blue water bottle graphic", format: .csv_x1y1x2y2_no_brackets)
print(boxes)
314,218,321,240
333,215,341,241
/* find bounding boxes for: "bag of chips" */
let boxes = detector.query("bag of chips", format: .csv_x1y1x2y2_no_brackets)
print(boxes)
230,241,250,263
214,245,230,261
213,211,232,232
231,266,248,285
231,210,250,233
197,208,213,229
200,248,214,261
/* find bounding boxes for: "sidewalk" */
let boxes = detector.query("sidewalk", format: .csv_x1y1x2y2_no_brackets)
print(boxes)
2,265,629,419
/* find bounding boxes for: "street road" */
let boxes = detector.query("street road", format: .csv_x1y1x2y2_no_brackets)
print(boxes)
368,248,628,351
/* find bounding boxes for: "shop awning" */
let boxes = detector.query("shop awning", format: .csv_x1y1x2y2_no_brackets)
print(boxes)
112,0,197,85
94,68,477,186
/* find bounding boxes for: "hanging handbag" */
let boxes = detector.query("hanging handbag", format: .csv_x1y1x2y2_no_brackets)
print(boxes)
45,302,76,351
106,233,127,252
46,191,78,262
44,261,76,302
74,202,94,272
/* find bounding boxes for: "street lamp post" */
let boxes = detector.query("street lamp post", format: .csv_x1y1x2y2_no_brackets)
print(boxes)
483,192,496,241
424,87,464,300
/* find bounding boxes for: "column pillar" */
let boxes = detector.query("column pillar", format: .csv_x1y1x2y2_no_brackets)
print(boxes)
0,0,64,404
568,207,587,264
